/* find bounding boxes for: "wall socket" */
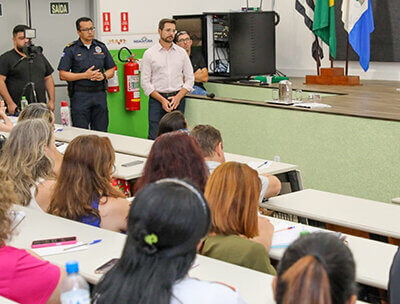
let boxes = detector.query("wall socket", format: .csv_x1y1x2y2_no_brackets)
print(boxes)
274,155,280,162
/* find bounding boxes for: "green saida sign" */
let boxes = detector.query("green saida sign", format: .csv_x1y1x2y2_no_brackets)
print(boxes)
50,2,69,15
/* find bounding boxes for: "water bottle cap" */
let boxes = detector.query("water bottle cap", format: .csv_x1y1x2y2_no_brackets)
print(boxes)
65,260,79,274
61,101,68,107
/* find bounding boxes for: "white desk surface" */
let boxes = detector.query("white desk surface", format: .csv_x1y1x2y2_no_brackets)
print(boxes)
266,189,400,239
266,216,397,290
224,152,299,176
54,125,299,177
8,206,274,304
54,125,152,158
113,153,145,180
9,206,394,294
0,296,19,303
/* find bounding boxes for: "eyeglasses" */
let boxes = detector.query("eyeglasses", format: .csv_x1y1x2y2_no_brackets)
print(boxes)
164,28,177,34
177,38,191,43
80,27,95,32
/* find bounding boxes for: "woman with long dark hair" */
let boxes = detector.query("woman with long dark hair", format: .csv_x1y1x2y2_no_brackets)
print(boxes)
135,132,209,192
48,135,130,232
94,179,247,304
273,233,357,304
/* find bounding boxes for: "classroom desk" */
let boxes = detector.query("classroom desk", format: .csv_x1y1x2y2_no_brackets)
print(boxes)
8,206,274,304
266,216,397,290
9,206,394,293
54,125,303,190
54,125,152,158
113,153,145,180
266,189,400,240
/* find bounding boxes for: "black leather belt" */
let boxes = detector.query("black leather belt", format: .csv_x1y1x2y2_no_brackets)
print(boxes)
160,91,179,97
74,84,104,92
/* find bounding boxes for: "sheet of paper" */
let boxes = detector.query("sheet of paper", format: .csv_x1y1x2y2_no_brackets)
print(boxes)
271,223,320,248
56,142,68,154
32,242,89,257
293,102,332,109
247,161,272,171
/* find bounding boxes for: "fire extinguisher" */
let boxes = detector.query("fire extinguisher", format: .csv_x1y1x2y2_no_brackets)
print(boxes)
118,47,140,111
107,66,119,93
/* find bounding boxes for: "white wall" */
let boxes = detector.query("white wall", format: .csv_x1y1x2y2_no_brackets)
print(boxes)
96,0,400,81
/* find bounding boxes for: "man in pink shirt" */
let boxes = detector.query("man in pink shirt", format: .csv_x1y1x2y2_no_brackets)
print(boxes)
141,18,194,139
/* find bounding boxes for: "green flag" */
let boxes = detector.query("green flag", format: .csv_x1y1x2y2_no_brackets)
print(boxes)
313,0,337,58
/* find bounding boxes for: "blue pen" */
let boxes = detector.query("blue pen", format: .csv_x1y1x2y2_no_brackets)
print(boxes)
63,239,102,251
257,160,269,168
55,128,63,132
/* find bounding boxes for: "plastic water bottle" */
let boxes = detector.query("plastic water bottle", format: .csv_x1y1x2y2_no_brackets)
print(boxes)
60,261,90,304
60,101,71,127
20,96,28,110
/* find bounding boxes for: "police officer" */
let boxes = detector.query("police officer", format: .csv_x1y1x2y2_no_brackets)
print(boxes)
58,17,115,131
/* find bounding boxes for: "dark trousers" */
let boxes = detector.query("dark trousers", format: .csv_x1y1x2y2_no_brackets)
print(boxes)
71,91,109,132
148,94,186,140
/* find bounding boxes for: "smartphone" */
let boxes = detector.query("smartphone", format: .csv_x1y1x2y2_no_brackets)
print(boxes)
95,258,119,274
121,160,144,167
31,236,77,248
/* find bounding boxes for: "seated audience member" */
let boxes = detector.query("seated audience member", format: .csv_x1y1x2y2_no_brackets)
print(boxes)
202,162,276,275
176,31,209,96
191,124,281,200
93,178,247,304
0,168,65,304
389,247,400,303
135,132,209,192
48,135,130,232
273,233,357,304
0,100,13,132
0,119,60,211
18,102,55,130
157,110,189,137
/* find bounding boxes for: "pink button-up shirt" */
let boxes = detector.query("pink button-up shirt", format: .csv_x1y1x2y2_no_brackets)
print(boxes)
141,41,194,96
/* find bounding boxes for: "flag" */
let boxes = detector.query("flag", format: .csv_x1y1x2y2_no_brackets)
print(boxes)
295,0,324,63
313,0,337,59
341,0,375,71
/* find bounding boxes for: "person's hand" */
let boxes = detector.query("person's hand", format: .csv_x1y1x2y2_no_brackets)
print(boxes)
91,72,105,81
47,100,55,112
168,95,181,110
161,98,172,112
85,65,101,80
7,102,17,115
0,100,7,115
253,216,274,250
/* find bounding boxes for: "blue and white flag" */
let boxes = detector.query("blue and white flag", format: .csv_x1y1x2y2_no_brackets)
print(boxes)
341,0,375,71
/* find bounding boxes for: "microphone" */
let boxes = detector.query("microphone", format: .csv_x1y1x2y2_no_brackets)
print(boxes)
206,93,215,99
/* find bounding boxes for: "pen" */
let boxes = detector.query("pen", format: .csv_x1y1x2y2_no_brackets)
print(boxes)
275,226,295,233
55,128,63,132
63,239,102,251
257,160,269,168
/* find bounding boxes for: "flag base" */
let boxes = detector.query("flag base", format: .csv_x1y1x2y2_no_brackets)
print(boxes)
306,68,360,85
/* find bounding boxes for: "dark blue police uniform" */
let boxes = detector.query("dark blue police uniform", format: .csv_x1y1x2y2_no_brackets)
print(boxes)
58,39,115,131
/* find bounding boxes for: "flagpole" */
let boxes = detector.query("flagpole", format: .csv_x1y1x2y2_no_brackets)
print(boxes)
345,34,349,76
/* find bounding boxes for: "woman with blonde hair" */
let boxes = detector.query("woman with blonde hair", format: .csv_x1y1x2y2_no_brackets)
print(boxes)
0,168,65,304
202,161,276,274
48,135,130,232
0,119,60,211
18,103,55,130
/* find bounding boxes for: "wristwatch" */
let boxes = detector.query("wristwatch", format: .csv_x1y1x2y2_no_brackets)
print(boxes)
102,72,107,81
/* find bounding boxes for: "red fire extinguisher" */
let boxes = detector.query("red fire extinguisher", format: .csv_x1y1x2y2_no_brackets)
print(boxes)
107,66,119,93
118,47,140,111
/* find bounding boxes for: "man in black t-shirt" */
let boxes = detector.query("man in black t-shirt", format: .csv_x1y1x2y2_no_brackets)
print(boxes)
176,31,208,96
0,25,55,115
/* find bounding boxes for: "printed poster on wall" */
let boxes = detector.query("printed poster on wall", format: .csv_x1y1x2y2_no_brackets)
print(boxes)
103,12,111,32
121,12,129,32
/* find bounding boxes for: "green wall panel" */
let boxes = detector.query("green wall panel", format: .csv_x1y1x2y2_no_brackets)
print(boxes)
107,49,148,138
185,94,400,204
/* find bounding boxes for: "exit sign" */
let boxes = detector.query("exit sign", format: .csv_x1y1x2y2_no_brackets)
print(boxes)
50,2,69,15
